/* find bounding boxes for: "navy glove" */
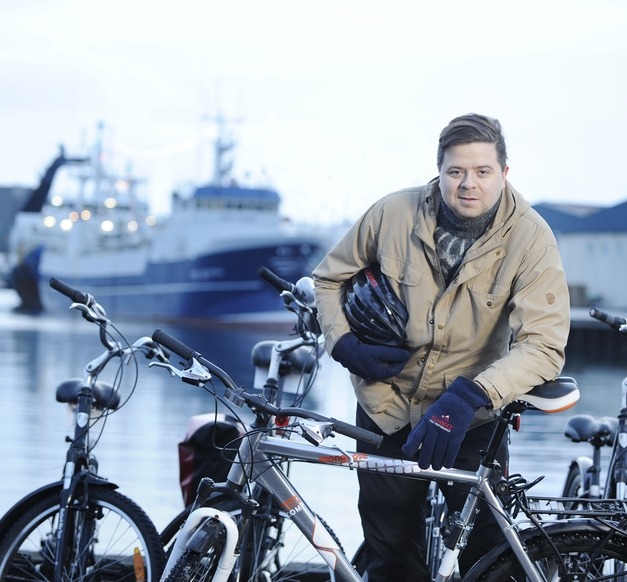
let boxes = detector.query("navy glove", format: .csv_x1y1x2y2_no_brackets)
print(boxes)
402,377,491,470
331,332,410,380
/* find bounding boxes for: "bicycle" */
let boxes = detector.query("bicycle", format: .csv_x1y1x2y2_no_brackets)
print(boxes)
159,267,328,551
149,327,627,581
0,278,168,582
562,307,627,503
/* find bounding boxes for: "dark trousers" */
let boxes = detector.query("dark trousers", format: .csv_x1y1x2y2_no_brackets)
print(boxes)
356,404,509,582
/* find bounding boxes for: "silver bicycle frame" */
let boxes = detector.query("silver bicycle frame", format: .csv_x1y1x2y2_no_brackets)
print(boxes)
211,431,545,582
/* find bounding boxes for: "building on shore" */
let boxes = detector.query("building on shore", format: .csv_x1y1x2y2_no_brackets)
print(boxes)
534,200,627,312
534,200,627,359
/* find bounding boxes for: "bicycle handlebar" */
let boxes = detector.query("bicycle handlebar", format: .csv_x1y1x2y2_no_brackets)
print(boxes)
151,327,383,448
258,266,294,294
589,307,627,331
152,328,238,389
49,277,114,349
49,278,170,362
49,277,94,306
258,266,316,307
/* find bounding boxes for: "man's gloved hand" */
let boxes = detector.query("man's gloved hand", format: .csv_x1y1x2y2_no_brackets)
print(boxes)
331,332,410,380
401,377,491,470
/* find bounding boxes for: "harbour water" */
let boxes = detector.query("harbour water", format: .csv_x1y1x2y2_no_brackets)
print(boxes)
0,288,625,558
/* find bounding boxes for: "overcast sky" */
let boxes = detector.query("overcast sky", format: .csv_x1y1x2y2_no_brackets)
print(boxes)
2,0,627,225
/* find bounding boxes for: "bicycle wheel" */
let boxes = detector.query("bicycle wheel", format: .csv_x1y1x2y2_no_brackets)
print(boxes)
0,487,166,582
563,464,585,498
465,524,627,581
162,497,343,582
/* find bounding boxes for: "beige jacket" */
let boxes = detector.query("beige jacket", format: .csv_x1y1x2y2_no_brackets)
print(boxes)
313,179,570,435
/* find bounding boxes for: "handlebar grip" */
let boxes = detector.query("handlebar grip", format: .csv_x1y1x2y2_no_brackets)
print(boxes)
258,266,294,294
49,278,91,305
330,418,383,448
152,329,200,360
589,307,627,331
152,329,239,390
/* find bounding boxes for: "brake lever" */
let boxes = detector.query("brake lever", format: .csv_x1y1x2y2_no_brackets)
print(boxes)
70,302,109,324
296,420,335,446
149,357,213,386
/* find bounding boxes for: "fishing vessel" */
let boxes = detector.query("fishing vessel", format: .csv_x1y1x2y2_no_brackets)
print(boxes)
7,126,329,323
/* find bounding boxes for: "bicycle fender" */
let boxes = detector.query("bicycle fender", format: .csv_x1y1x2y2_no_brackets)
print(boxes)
462,520,627,581
572,456,593,474
571,456,595,493
0,475,118,541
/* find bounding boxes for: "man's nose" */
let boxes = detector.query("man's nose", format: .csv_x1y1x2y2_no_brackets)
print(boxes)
461,173,476,189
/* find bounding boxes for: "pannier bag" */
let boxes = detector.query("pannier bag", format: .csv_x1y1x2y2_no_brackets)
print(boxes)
178,412,245,507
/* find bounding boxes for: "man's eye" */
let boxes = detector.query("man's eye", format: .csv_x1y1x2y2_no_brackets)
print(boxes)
448,170,461,176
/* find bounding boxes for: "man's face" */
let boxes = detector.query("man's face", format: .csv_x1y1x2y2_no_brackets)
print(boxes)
438,142,509,220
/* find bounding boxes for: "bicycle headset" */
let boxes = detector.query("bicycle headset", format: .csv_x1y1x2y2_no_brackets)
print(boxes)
343,263,408,348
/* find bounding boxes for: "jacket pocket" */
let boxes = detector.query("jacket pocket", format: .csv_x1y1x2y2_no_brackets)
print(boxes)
379,255,423,287
465,283,510,327
355,380,399,414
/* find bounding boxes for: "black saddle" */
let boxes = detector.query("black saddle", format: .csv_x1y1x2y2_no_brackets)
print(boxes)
55,378,121,410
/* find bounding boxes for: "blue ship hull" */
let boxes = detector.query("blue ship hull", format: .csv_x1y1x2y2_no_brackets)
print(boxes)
37,241,325,324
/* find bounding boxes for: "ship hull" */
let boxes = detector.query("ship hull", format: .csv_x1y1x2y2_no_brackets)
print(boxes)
35,240,325,324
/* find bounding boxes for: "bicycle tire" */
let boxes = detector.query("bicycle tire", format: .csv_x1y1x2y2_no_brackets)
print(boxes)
464,523,627,581
0,487,166,582
560,463,588,515
563,463,585,498
162,497,343,581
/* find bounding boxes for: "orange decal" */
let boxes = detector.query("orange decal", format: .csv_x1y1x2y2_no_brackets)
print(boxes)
281,495,301,511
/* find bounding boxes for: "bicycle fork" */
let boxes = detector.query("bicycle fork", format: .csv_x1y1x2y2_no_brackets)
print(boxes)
53,387,94,582
162,507,240,582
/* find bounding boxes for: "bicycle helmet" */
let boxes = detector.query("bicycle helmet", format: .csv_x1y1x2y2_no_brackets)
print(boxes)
343,263,408,347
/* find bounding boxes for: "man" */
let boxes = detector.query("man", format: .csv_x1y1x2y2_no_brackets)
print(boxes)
313,113,570,581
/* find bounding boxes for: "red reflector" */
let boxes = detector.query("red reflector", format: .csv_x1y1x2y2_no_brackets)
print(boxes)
513,415,521,432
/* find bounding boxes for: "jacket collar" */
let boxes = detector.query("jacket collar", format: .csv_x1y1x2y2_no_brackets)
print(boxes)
422,178,529,235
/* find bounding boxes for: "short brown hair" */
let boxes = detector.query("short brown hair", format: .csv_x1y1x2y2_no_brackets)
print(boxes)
437,113,507,170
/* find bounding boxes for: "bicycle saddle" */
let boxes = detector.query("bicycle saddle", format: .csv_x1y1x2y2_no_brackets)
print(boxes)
55,378,121,410
564,414,617,445
516,376,580,413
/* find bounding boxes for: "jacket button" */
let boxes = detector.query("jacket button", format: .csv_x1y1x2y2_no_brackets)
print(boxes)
398,273,404,280
429,319,434,325
438,323,444,330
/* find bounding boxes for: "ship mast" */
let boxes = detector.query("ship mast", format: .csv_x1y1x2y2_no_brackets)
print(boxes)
212,115,234,186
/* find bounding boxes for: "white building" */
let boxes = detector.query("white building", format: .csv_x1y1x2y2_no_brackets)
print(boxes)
534,202,627,310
